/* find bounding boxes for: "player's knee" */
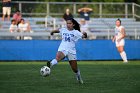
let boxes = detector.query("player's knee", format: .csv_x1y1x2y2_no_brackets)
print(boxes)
118,49,123,53
55,56,61,61
71,67,78,73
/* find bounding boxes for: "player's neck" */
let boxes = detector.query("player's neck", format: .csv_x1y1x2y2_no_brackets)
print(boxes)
68,28,74,31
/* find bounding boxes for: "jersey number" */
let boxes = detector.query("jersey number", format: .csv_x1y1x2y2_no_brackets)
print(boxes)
65,37,70,42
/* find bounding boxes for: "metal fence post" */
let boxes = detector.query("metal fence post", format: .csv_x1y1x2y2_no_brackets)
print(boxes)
45,16,47,28
47,2,50,16
107,29,110,40
135,29,137,39
19,2,22,13
125,3,128,18
99,3,102,18
73,3,76,16
53,18,56,30
132,3,135,18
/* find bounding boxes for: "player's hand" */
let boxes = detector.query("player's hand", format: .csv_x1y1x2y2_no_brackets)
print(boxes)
112,38,115,42
82,32,87,38
112,36,116,42
50,32,54,35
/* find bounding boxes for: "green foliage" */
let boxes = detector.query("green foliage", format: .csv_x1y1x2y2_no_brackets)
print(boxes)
103,0,125,2
12,0,78,1
2,0,139,17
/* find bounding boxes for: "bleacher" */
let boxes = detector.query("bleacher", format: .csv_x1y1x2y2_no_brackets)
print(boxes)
0,17,140,40
87,18,140,39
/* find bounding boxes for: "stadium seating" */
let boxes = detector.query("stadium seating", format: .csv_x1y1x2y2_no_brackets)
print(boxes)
0,17,140,40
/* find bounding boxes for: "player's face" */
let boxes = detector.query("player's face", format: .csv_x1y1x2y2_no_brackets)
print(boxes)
116,20,121,27
66,20,74,30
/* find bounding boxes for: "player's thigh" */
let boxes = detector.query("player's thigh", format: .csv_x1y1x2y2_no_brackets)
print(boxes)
116,39,125,47
56,51,65,61
67,53,77,60
117,46,124,53
116,40,125,52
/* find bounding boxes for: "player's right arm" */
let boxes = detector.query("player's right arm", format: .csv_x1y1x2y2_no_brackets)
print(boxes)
50,29,60,35
112,36,116,42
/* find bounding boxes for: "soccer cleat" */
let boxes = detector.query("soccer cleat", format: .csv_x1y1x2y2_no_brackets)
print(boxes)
76,74,84,84
47,61,52,68
123,61,128,63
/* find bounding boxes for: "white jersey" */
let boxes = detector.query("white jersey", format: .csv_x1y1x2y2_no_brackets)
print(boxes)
9,24,18,32
18,23,28,31
114,26,125,47
115,26,124,41
58,28,83,54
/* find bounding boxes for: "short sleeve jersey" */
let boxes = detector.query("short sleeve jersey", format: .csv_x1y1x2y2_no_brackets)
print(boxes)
58,28,83,54
115,26,125,41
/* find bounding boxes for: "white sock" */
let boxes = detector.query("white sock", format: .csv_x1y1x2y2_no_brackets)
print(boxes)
76,69,80,75
120,51,128,62
51,59,58,66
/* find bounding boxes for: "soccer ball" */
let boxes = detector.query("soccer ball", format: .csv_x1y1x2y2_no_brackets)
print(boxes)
40,66,51,77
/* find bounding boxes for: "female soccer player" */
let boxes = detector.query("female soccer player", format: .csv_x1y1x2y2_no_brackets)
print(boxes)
47,18,87,84
112,19,128,63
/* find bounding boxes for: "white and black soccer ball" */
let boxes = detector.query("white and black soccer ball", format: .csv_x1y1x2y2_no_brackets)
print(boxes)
40,66,51,77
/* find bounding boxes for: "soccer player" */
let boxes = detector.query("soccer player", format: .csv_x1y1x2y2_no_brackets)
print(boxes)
47,18,87,84
112,19,128,63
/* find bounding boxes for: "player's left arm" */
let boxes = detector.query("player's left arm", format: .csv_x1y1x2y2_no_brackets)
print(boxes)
118,27,126,41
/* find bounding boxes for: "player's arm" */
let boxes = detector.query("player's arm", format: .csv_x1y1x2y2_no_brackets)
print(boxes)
118,28,126,42
112,36,116,42
82,32,87,38
120,27,126,38
50,29,60,35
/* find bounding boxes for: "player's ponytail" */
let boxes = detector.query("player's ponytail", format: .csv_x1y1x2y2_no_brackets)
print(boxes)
72,18,81,32
66,18,81,32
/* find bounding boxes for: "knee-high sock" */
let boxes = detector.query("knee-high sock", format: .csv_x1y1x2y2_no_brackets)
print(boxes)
120,51,128,62
51,59,58,66
75,69,80,75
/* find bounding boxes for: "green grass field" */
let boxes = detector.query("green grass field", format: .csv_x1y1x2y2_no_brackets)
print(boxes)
0,61,140,93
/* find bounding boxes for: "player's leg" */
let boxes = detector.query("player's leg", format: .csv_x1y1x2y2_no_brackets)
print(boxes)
117,46,128,63
116,40,128,63
68,53,83,84
69,60,83,84
47,51,65,68
69,60,78,73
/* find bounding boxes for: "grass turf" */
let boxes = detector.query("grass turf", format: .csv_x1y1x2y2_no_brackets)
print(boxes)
0,61,140,93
